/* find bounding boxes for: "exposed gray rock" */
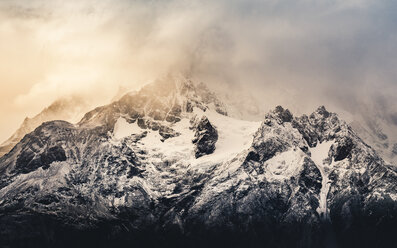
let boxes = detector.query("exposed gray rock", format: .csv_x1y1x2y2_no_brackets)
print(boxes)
192,116,218,158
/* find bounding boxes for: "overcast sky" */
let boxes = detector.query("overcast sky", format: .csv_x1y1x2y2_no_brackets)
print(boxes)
0,0,396,141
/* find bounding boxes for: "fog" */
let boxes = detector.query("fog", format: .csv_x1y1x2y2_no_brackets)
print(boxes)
0,0,396,141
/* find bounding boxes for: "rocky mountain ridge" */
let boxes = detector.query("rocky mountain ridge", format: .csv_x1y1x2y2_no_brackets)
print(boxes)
0,78,396,248
0,96,92,158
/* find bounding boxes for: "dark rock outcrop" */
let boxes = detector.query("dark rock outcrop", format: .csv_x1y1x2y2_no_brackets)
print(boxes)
331,136,354,161
192,116,218,158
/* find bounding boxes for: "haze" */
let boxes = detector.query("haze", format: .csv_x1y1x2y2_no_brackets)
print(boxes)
1,0,397,142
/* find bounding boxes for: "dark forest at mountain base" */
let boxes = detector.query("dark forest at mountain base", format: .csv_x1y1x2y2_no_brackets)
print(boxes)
0,212,396,248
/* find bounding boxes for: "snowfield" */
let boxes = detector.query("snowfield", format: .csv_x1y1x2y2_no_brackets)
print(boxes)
309,140,334,221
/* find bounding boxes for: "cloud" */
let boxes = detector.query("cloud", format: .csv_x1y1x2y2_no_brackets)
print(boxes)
0,0,397,140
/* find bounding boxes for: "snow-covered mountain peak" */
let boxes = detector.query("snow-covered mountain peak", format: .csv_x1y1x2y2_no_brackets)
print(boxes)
263,105,294,125
136,75,227,116
312,105,330,117
0,88,396,247
77,77,227,142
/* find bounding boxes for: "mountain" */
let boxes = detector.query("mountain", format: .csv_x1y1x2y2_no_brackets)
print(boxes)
0,96,92,158
0,77,396,248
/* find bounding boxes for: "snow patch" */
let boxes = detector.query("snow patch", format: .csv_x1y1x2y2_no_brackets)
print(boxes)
264,149,306,181
139,118,195,161
190,108,261,167
137,108,261,176
309,140,334,221
113,117,141,139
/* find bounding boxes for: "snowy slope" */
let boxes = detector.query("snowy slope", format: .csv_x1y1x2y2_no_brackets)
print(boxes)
309,140,334,221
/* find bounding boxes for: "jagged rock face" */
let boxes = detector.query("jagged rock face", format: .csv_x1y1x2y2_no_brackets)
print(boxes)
246,107,308,163
79,76,227,132
192,116,218,158
0,81,396,248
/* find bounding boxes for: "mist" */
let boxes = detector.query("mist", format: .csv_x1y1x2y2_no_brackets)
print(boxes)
1,0,397,141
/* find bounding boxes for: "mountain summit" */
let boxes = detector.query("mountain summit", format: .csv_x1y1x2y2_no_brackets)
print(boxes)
0,77,396,248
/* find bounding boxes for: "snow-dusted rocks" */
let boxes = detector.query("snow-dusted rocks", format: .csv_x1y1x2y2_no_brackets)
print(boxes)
0,79,396,247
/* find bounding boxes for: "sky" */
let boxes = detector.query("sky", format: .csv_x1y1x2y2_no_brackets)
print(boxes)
0,0,397,141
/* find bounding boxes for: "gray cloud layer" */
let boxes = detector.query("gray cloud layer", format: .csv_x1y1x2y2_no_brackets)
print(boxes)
0,0,396,140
